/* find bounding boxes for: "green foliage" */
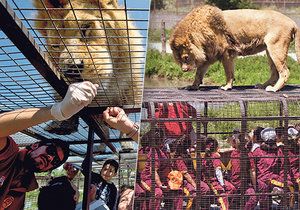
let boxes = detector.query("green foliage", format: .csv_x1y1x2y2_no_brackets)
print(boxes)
146,49,195,80
205,0,256,9
146,50,300,86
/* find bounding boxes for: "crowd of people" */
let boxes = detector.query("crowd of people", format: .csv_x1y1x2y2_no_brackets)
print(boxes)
135,125,300,210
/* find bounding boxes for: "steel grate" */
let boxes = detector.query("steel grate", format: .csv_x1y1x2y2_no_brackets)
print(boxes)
0,0,150,155
135,87,300,210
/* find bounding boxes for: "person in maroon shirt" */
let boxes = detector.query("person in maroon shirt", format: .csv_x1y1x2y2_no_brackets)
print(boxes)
287,127,300,205
287,127,300,185
0,81,98,210
249,127,294,209
139,145,167,210
201,137,236,210
227,133,258,210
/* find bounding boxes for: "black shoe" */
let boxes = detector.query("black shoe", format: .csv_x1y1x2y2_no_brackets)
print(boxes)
44,115,79,135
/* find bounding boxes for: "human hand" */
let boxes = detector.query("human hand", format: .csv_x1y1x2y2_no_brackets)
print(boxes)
102,107,133,134
51,81,98,121
63,162,79,180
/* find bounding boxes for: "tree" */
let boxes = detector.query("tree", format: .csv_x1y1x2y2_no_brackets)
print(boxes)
205,0,255,10
151,0,166,11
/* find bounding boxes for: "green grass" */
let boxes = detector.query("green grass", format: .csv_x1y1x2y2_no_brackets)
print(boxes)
146,49,300,85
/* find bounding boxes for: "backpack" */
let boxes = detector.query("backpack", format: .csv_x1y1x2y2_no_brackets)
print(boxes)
154,102,196,138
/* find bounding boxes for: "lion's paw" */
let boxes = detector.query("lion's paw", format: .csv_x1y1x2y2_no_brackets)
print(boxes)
255,84,265,89
220,85,232,91
265,85,278,92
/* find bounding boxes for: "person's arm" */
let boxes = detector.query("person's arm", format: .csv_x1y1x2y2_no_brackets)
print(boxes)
215,166,225,187
250,169,257,191
0,81,98,150
0,107,53,138
155,169,163,188
102,107,139,142
183,172,196,189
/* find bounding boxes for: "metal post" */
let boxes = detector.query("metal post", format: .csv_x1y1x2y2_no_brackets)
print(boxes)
281,99,290,209
239,100,247,209
127,164,130,185
196,104,202,209
150,102,156,209
161,20,166,54
82,127,95,210
119,155,121,189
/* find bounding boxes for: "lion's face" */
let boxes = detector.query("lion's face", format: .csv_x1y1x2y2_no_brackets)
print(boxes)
39,4,113,85
170,36,206,72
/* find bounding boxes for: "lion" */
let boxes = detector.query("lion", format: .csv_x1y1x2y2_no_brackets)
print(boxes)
170,5,300,92
33,0,142,150
33,0,143,104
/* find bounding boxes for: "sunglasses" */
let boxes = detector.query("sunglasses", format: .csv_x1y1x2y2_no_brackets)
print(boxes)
44,143,62,167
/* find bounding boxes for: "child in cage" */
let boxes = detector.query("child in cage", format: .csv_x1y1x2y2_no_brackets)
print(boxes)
284,126,299,204
164,137,197,210
200,137,236,210
247,126,265,152
138,127,166,210
226,132,259,210
249,127,295,209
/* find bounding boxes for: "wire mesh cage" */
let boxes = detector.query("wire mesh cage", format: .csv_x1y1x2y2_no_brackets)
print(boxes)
0,0,150,153
4,0,147,105
135,87,300,210
0,1,149,209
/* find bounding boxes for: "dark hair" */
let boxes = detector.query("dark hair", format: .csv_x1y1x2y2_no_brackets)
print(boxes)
38,176,76,210
275,126,284,137
120,184,134,193
103,159,119,173
205,137,219,154
39,139,70,168
253,126,264,143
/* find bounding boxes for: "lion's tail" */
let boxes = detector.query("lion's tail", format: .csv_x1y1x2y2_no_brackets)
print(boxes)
294,27,300,63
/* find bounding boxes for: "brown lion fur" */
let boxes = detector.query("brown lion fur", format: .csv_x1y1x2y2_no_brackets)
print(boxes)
33,0,143,104
170,5,300,92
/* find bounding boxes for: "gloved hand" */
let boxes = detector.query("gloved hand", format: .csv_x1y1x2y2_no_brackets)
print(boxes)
51,81,99,121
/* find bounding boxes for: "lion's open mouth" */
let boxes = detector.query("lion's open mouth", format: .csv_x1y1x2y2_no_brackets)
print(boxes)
61,67,84,82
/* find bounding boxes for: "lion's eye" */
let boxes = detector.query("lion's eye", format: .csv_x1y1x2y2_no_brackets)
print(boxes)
183,56,189,63
51,44,60,49
80,23,92,38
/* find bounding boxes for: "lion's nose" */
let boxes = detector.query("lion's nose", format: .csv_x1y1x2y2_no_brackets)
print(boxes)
67,60,84,70
63,59,84,78
182,63,189,72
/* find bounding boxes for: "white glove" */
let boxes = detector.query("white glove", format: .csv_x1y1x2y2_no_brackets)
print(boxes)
51,81,99,121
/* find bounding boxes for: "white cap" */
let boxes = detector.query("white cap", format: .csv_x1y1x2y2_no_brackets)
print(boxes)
288,127,299,139
261,127,276,142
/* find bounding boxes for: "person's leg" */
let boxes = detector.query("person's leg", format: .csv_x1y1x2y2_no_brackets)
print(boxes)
257,179,270,210
210,181,229,210
135,183,147,210
244,187,257,210
199,181,211,209
183,182,195,210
